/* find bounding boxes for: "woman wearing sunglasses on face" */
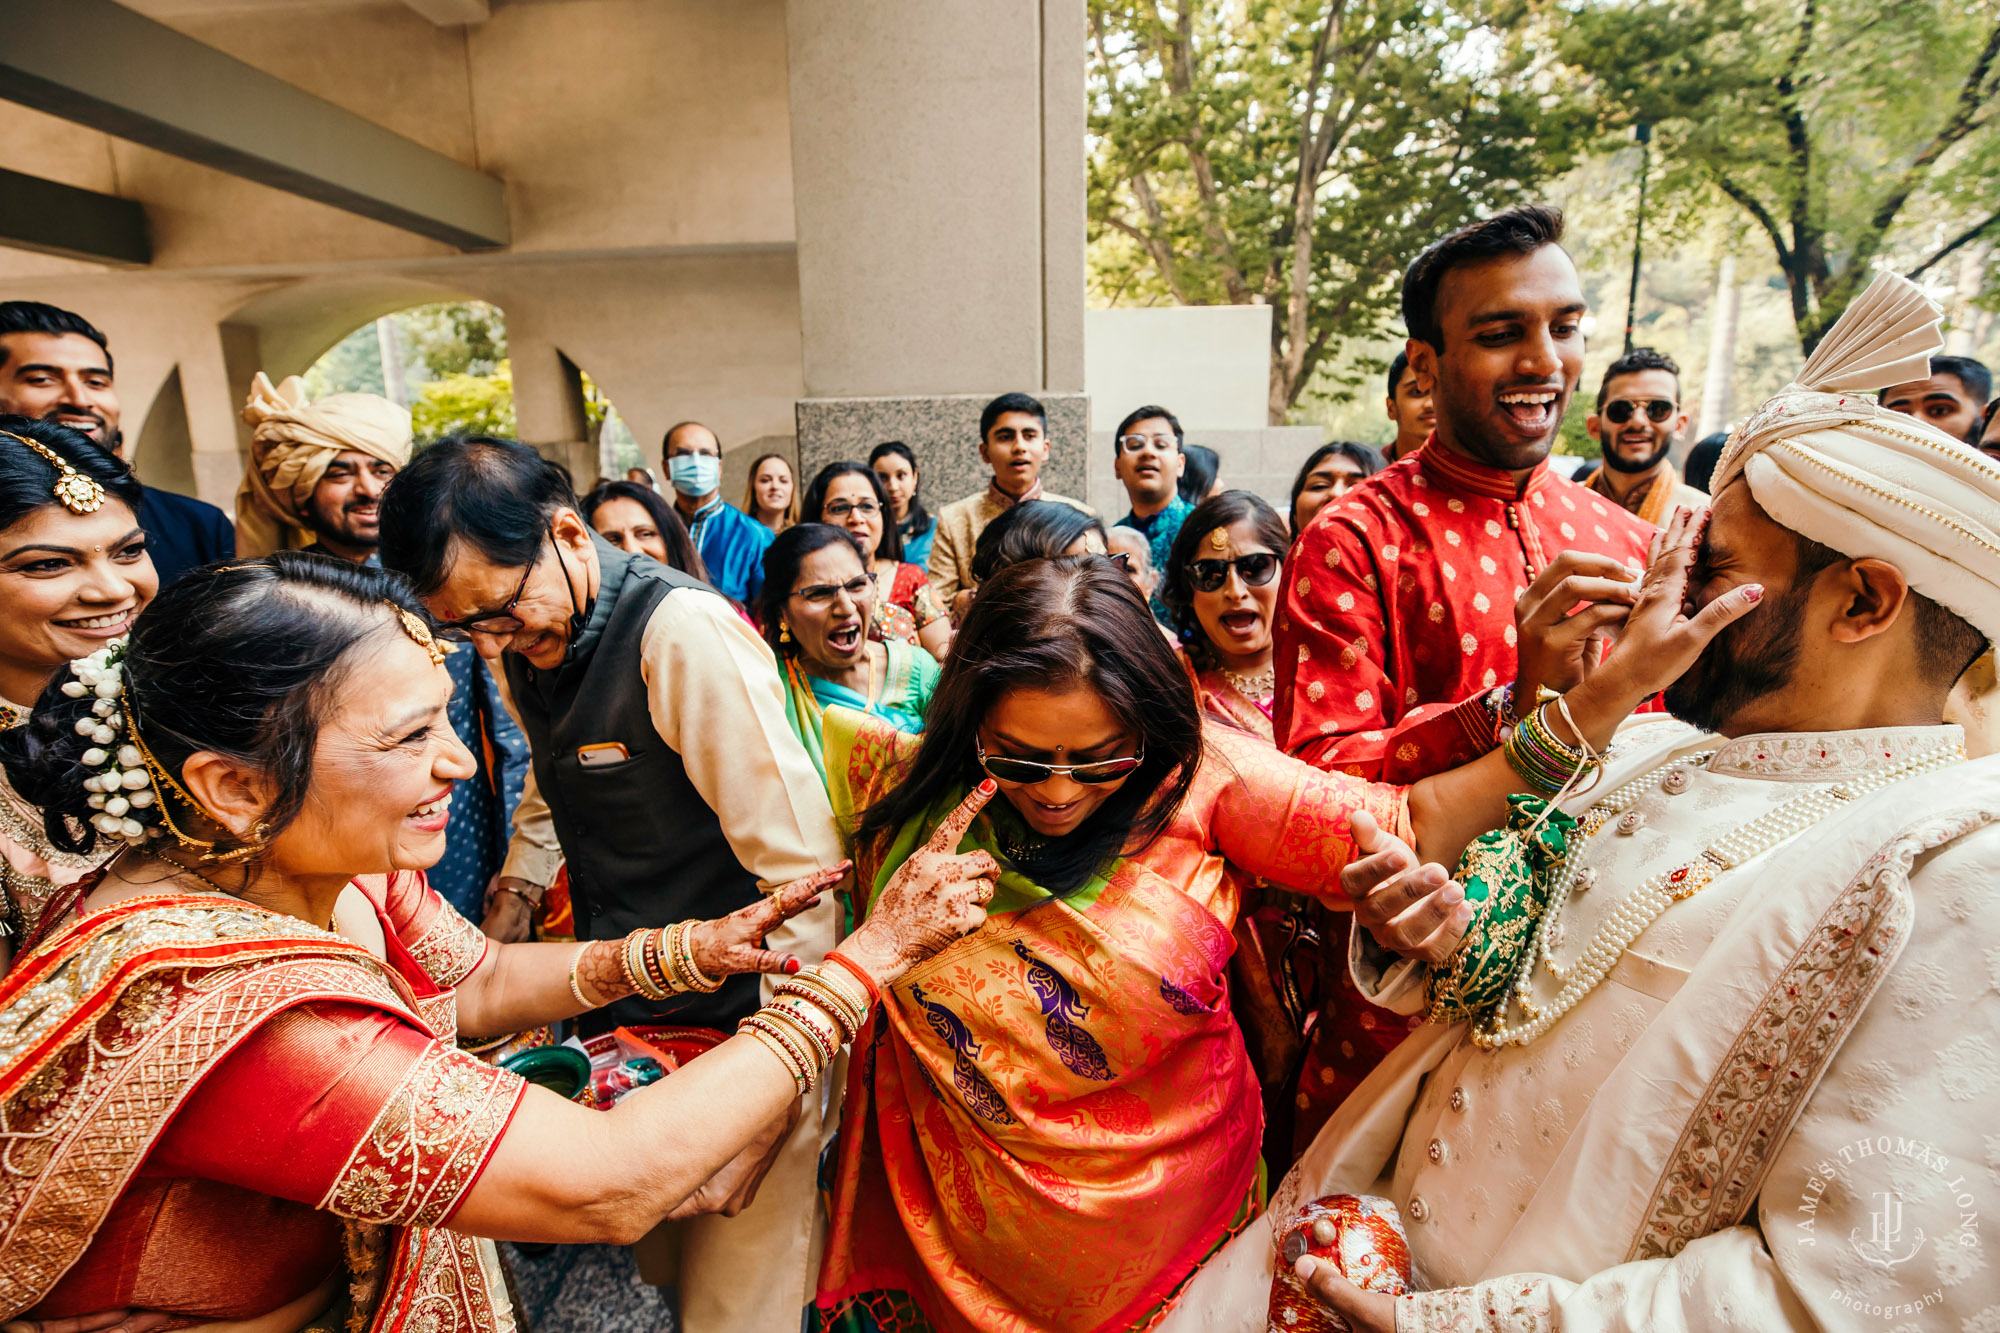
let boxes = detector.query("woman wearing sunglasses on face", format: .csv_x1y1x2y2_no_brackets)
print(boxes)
759,524,940,785
813,554,1426,1333
803,461,951,662
1163,492,1288,741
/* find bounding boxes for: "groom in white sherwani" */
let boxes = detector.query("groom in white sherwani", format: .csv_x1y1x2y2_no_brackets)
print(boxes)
1161,272,2000,1332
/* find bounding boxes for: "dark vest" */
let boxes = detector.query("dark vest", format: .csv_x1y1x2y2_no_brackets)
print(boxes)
504,538,762,1033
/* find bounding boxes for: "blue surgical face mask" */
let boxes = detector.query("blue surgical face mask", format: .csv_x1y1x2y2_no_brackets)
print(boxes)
668,453,721,498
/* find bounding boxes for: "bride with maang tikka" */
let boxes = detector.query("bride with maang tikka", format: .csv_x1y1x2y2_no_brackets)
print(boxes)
0,547,1001,1333
0,417,157,967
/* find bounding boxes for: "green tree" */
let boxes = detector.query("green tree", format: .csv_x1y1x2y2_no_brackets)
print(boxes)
1088,0,1588,422
411,361,516,442
396,301,508,380
1561,0,2000,352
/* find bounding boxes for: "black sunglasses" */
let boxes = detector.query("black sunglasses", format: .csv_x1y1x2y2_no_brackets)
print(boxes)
1187,552,1281,593
1604,398,1676,425
976,738,1145,785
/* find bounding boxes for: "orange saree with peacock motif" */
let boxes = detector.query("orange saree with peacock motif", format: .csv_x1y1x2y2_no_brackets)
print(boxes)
814,713,1408,1333
0,876,524,1333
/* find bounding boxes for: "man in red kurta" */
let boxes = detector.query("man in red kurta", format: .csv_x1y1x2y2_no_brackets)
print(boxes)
1275,207,1654,785
1272,204,1656,1151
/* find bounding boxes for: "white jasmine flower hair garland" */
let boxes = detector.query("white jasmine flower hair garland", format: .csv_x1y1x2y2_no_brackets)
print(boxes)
60,643,159,845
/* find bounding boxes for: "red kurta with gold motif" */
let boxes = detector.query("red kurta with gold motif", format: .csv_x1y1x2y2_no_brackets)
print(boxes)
1274,442,1653,783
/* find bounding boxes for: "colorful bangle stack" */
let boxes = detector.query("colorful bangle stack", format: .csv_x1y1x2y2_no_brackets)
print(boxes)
1502,698,1595,797
738,961,875,1095
611,921,728,1003
822,949,881,1005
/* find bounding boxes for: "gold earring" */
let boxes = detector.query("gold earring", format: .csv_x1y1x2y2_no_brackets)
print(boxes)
206,820,271,865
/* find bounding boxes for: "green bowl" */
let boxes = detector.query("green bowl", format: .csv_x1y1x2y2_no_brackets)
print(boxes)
502,1044,592,1101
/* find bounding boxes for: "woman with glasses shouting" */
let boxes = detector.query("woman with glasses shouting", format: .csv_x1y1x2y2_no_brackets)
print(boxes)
1162,491,1290,742
759,523,940,786
803,461,951,662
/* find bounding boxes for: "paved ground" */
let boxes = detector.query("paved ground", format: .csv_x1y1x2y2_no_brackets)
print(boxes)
501,1243,677,1333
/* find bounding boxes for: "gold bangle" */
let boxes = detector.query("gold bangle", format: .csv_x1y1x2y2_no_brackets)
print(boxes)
764,1002,839,1067
568,943,597,1009
741,1013,818,1092
673,920,723,993
625,930,665,1001
776,973,867,1042
739,1021,810,1094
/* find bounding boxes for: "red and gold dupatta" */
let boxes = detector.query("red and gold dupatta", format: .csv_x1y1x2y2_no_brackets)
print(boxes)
0,894,517,1333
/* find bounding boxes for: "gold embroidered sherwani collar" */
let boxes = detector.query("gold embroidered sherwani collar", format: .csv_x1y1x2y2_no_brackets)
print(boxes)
1704,723,1964,782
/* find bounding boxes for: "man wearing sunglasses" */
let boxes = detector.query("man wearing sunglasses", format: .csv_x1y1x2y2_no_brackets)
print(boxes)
1581,346,1709,526
378,435,847,1333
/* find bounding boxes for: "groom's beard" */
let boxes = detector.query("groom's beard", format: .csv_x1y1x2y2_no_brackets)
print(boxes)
1663,578,1810,733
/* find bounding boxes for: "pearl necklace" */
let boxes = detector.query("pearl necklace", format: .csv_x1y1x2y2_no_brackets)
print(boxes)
1472,740,1965,1050
1220,664,1275,701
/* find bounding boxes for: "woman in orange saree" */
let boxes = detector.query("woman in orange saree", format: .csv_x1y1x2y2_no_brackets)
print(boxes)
813,557,1520,1333
0,553,1002,1333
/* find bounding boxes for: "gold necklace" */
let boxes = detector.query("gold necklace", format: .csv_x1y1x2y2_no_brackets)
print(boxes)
1220,662,1275,700
1472,739,1966,1050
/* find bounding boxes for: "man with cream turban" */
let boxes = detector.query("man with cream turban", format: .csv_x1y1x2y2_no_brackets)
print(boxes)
1153,272,2000,1332
235,371,414,559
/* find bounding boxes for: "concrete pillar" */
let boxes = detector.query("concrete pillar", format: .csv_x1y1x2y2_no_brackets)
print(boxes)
1695,255,1740,445
785,0,1088,504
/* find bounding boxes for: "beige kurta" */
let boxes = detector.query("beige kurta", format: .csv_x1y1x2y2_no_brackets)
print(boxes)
1161,718,2000,1332
496,587,844,1333
924,485,1093,610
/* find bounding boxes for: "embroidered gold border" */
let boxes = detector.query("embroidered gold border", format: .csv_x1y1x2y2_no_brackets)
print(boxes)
1627,807,2000,1261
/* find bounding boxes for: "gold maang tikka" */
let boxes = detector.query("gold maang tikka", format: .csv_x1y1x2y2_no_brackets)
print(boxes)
393,605,448,666
1,430,105,514
1207,527,1229,552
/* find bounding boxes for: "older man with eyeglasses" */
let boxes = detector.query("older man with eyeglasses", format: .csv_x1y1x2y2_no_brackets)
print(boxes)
378,434,847,1333
1581,347,1711,525
1112,403,1193,620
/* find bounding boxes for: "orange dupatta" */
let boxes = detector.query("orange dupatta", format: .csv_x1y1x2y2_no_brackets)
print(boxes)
815,714,1408,1333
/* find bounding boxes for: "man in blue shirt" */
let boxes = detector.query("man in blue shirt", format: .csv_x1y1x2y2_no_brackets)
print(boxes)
665,420,773,603
1113,403,1193,621
0,301,233,588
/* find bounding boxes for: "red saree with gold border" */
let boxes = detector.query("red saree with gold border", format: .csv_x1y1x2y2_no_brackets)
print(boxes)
0,878,523,1333
814,714,1408,1333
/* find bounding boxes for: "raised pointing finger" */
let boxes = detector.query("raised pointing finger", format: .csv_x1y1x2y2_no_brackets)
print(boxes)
924,779,997,855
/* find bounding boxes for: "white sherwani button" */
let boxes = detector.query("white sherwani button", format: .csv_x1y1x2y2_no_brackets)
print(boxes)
1407,1196,1428,1222
1428,1138,1446,1165
1448,1087,1466,1112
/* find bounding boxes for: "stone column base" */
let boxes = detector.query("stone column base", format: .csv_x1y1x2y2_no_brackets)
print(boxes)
796,392,1091,509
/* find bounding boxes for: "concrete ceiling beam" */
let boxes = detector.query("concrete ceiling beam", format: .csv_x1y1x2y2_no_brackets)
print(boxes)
0,0,509,250
0,166,150,266
402,0,491,25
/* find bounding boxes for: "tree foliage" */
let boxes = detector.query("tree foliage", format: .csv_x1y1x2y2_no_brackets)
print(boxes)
1561,0,2000,352
411,360,516,442
1088,0,1589,421
397,301,509,380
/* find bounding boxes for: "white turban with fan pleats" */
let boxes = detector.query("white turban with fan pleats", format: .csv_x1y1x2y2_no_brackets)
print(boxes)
1711,271,2000,642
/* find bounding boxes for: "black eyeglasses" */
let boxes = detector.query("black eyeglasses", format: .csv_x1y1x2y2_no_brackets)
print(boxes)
1604,398,1676,425
823,499,880,519
1187,552,1281,593
434,541,544,640
789,573,874,609
976,738,1145,786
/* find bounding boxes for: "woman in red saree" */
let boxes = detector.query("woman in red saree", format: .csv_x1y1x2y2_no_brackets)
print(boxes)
0,553,1002,1333
813,557,1534,1333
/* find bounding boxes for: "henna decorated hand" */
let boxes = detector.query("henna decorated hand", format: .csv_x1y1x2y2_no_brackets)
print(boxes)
1511,551,1641,706
687,862,850,977
840,781,1002,988
2,1310,179,1333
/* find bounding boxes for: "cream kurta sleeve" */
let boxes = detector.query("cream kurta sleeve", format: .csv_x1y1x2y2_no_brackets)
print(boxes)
636,589,845,886
1395,823,2000,1332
